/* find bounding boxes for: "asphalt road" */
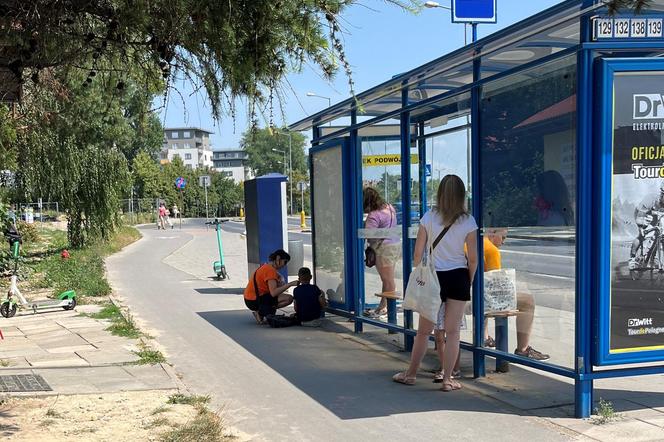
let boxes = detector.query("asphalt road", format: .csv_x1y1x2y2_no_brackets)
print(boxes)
105,224,567,442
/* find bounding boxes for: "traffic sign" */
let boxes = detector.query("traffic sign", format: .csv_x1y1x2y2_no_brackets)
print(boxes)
199,175,211,188
425,164,432,177
175,176,187,189
297,181,308,191
452,0,497,24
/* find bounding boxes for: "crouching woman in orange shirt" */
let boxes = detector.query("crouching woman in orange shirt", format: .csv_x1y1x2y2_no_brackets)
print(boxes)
244,249,298,324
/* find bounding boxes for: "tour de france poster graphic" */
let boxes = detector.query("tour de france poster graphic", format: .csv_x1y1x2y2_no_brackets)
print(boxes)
611,71,664,353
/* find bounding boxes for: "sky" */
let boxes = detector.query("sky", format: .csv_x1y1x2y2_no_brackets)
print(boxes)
158,0,562,150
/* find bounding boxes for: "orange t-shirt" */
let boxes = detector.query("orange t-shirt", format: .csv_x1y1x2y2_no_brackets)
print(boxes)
244,264,280,300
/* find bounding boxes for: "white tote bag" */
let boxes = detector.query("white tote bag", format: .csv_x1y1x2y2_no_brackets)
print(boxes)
483,268,517,313
404,217,442,323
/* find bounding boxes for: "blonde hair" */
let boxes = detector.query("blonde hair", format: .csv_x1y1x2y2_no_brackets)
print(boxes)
436,174,468,225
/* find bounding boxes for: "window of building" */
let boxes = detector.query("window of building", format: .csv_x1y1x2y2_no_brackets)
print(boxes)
171,143,178,149
183,143,190,149
186,164,193,169
172,153,180,159
221,161,232,167
223,171,233,178
185,153,192,160
183,131,190,138
171,131,179,138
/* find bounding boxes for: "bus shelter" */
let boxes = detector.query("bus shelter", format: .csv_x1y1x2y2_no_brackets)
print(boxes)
289,0,664,418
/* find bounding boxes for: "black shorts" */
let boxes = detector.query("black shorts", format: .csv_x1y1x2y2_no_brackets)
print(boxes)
436,268,471,302
244,294,277,314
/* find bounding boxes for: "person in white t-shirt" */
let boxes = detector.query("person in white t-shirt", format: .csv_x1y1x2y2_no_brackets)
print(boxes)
393,174,478,392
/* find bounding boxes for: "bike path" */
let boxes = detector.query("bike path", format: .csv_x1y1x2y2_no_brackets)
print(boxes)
106,224,571,442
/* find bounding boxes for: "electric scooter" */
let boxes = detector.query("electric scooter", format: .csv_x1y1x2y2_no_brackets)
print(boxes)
1,228,76,318
206,218,228,280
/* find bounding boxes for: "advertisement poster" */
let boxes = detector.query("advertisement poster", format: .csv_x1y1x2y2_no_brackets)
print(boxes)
610,71,664,353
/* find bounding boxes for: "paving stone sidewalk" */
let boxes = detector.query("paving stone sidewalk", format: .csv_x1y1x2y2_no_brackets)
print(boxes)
0,305,178,395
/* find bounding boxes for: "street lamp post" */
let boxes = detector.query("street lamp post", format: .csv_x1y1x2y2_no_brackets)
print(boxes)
424,1,478,45
272,148,286,176
306,92,332,126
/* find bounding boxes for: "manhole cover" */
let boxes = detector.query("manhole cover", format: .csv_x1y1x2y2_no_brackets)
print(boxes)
0,374,52,392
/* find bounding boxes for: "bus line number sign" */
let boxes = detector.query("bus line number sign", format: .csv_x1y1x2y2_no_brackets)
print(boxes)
593,17,663,40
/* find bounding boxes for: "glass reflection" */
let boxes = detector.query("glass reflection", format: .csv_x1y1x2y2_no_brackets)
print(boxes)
312,147,346,306
480,55,577,368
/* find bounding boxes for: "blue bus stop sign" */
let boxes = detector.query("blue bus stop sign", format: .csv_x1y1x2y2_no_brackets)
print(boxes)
175,176,187,189
425,164,432,177
452,0,497,23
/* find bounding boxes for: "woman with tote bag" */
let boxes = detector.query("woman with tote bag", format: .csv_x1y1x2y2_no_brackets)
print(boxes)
393,175,478,392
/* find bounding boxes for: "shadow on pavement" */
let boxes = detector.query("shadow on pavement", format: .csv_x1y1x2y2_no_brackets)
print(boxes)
0,408,20,437
194,288,244,295
198,309,560,420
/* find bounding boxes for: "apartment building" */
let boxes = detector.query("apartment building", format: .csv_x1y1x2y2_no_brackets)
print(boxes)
212,149,253,183
161,127,214,169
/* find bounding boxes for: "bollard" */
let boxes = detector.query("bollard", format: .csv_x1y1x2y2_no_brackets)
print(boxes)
300,210,306,229
239,207,245,218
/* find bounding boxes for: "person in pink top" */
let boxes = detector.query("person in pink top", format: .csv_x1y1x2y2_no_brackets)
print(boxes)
363,187,401,318
158,202,167,230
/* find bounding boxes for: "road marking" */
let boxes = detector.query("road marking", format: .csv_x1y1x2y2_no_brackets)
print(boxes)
529,272,574,280
501,249,575,259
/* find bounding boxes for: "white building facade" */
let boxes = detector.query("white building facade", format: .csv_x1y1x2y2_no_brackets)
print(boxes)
161,127,214,169
212,149,253,183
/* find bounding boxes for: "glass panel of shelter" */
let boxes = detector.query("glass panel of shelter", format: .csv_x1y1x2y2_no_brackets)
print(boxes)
411,93,473,345
479,54,577,368
359,119,408,326
311,145,347,309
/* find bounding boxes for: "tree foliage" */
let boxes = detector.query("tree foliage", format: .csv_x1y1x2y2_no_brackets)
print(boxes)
241,127,307,177
13,70,160,247
0,0,419,125
131,154,244,218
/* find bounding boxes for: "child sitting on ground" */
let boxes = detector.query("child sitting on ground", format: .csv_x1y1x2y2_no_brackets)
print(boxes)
293,267,327,326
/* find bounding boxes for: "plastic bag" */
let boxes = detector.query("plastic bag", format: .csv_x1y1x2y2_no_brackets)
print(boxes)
484,268,517,313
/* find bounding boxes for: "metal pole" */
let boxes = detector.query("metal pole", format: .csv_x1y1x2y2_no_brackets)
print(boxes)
204,180,209,223
472,23,478,43
289,134,293,216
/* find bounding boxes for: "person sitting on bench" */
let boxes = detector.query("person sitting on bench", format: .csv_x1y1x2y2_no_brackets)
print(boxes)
483,228,549,361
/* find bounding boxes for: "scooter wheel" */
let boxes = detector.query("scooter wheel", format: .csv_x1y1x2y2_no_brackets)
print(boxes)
1,301,17,318
220,266,228,280
63,298,77,311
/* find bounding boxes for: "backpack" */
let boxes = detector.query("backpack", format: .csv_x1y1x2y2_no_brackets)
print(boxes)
265,314,299,328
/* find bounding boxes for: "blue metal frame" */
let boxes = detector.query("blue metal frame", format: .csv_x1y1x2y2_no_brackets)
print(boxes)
311,44,582,146
400,88,414,348
299,1,664,421
595,57,664,366
290,0,600,132
309,138,353,313
574,4,595,416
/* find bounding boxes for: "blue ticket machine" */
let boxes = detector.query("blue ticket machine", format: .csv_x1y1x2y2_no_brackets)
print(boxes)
244,174,289,281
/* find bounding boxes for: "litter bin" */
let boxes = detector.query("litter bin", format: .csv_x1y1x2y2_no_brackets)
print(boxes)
287,239,304,276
